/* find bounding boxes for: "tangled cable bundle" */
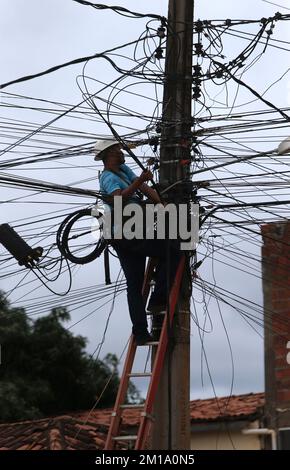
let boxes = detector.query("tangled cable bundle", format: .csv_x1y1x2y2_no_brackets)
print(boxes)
56,208,106,264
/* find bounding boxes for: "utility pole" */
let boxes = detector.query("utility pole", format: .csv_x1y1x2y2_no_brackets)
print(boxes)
151,0,194,450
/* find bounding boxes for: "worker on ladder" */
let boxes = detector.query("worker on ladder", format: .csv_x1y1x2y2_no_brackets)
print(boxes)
94,139,181,345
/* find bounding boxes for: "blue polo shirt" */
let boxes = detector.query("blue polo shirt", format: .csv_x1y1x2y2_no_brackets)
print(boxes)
100,164,143,239
99,164,140,203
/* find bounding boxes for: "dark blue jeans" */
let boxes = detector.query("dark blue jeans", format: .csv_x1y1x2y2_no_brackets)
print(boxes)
112,239,181,335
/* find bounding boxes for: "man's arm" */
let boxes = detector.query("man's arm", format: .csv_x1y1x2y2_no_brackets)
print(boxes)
139,183,161,204
111,170,153,199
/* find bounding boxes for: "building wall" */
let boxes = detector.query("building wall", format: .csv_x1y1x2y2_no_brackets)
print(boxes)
261,222,290,432
190,429,261,450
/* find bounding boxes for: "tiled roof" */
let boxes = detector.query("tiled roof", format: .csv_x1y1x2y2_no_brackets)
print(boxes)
74,407,143,428
0,415,113,450
73,392,265,426
0,393,265,450
189,392,265,422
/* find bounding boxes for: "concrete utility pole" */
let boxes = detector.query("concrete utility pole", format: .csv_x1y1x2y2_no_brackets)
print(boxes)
151,0,194,450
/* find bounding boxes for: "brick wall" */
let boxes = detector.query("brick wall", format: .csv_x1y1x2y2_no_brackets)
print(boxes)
261,222,290,431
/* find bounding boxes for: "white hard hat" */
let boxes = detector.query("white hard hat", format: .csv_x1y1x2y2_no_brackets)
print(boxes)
277,137,290,156
93,139,120,160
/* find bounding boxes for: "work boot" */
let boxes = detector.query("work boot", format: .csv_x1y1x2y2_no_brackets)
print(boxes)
134,330,154,346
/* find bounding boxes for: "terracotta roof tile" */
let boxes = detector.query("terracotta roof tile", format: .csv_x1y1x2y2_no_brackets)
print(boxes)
189,392,265,422
73,393,264,426
0,392,265,450
0,416,108,451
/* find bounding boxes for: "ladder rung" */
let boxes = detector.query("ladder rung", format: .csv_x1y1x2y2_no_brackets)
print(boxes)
120,404,143,409
138,341,159,346
128,372,152,377
146,311,166,316
112,435,137,441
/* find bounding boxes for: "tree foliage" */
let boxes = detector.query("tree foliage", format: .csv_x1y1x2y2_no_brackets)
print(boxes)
0,292,141,423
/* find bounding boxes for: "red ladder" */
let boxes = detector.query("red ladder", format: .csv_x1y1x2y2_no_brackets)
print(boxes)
104,255,185,450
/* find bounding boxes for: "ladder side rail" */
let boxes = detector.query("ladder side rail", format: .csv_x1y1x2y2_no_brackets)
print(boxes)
105,258,157,449
135,256,185,449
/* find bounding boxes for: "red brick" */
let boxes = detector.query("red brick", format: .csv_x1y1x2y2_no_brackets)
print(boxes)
272,319,290,333
272,300,290,311
263,223,290,409
275,357,289,368
275,353,289,363
262,247,276,258
274,347,289,359
271,289,288,300
273,335,289,348
275,368,290,380
276,380,290,390
277,390,290,403
272,279,290,289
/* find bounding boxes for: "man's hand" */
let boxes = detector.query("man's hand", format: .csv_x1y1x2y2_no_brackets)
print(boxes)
139,169,153,183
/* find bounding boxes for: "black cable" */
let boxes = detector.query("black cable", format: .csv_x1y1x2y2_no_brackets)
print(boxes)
0,37,157,90
72,0,166,21
56,208,106,264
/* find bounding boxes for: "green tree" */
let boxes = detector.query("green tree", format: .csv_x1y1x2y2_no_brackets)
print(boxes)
0,292,141,423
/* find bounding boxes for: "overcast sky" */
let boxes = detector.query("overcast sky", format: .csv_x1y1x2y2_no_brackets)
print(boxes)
1,0,290,403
